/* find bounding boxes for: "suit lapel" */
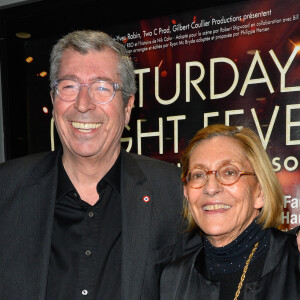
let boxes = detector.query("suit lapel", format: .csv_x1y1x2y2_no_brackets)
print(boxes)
121,151,154,299
25,151,59,299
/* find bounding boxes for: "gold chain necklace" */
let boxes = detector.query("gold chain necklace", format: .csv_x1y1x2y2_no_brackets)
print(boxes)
233,242,259,300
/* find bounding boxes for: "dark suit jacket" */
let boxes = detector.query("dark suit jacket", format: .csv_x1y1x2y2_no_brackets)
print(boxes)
0,148,200,299
160,228,300,300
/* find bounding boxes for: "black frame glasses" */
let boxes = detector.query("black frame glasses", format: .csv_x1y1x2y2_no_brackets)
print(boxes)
183,164,255,189
53,79,123,104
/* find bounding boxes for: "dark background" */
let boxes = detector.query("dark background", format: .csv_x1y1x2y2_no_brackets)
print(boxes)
0,0,248,160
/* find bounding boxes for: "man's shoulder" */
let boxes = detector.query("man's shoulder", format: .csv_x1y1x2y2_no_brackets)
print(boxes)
0,151,56,176
123,152,182,184
125,151,181,173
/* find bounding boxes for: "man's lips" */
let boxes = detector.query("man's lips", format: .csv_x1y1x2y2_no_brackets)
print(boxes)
71,121,102,132
203,203,231,211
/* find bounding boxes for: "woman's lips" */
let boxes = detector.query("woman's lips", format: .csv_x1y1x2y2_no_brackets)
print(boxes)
203,203,231,211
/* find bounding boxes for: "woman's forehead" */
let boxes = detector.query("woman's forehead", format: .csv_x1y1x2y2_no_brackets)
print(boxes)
189,136,251,168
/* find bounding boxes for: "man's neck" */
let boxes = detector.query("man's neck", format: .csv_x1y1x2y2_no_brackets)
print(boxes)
61,148,121,205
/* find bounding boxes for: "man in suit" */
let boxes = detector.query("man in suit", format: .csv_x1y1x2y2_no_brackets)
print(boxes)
0,30,199,299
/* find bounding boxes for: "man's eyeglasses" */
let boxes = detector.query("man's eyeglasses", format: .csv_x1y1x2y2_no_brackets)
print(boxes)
183,164,255,189
53,79,123,104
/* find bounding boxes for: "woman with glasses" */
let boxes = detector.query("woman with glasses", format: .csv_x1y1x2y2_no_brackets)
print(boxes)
160,124,300,300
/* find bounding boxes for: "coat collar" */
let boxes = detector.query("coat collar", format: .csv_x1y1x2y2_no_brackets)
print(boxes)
120,149,155,299
26,150,60,299
261,228,290,276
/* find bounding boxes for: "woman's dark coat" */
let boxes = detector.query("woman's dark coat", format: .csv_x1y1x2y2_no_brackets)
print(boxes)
161,228,300,300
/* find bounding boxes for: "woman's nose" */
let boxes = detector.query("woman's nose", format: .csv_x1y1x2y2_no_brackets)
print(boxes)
203,172,222,196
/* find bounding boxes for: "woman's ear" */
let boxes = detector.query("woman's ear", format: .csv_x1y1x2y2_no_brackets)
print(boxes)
183,185,189,201
254,183,264,210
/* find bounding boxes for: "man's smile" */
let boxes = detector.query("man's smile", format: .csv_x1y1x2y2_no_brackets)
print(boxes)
71,121,102,132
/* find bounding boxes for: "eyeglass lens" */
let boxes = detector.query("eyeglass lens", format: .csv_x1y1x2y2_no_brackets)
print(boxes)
187,164,241,188
56,80,117,103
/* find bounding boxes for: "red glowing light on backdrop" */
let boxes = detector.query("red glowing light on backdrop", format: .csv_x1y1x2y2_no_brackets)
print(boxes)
161,70,167,77
171,19,176,24
256,97,267,101
288,39,300,47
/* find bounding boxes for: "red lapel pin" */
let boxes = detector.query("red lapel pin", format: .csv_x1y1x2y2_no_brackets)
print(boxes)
143,195,150,203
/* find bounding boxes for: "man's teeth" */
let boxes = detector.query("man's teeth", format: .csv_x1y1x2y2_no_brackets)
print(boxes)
203,204,231,211
71,122,101,131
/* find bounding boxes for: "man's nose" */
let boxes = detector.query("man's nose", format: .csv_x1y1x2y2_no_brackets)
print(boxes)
74,85,96,112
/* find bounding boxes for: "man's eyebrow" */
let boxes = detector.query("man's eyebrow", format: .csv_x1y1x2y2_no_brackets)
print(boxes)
57,75,78,80
93,76,114,82
57,75,114,82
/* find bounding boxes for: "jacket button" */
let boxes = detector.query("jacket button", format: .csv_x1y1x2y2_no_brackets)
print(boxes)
82,289,88,295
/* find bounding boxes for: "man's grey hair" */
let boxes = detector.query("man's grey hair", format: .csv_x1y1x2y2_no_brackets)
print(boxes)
49,30,136,105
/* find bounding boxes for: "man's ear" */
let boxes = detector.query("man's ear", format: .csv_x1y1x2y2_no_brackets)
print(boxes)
50,91,54,104
124,95,134,126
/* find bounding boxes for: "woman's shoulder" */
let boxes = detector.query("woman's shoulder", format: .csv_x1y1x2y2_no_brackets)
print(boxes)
160,248,203,299
269,227,298,250
163,247,201,275
263,227,300,274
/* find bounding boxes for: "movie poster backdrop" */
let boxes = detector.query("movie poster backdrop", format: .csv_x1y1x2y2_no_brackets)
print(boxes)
24,0,299,229
108,0,300,230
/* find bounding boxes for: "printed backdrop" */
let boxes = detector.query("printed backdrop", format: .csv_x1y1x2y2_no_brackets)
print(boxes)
108,0,300,230
23,0,299,229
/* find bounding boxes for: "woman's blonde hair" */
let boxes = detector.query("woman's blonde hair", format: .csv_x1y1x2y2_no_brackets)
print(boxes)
181,124,283,232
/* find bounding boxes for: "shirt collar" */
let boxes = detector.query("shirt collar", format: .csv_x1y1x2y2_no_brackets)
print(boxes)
56,151,75,201
97,152,121,195
57,151,122,201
